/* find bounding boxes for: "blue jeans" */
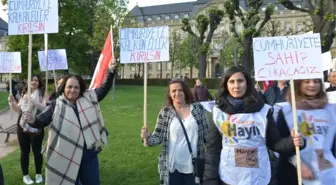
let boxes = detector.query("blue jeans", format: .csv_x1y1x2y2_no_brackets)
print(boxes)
0,164,4,185
75,148,100,185
169,170,198,185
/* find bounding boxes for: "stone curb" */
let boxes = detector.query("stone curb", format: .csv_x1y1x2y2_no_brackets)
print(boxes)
0,106,9,115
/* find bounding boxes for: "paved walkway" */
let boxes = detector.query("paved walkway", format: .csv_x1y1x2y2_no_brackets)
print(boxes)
0,108,19,159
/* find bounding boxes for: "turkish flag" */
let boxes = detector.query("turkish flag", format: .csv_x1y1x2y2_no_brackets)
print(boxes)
263,81,274,91
89,30,113,89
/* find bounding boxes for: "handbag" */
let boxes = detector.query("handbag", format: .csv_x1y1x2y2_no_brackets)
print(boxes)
174,111,205,179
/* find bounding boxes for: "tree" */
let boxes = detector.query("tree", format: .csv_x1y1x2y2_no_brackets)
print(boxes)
279,0,336,53
181,8,224,78
263,20,282,37
218,37,244,68
177,35,199,78
169,31,181,77
89,0,134,77
223,0,275,70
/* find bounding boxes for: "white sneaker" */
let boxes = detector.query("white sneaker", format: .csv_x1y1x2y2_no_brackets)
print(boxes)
35,174,43,184
23,175,34,185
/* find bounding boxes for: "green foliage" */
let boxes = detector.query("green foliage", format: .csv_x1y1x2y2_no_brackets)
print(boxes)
4,0,130,79
218,37,244,67
176,35,199,69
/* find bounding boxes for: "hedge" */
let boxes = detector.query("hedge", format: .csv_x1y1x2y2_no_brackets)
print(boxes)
114,78,223,89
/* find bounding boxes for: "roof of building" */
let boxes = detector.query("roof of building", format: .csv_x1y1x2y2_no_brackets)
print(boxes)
0,17,7,31
130,0,305,17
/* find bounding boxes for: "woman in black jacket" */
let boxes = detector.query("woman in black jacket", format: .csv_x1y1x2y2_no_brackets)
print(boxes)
203,66,305,185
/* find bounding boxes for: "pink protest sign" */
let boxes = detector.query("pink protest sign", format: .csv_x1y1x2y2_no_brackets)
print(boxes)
253,34,323,81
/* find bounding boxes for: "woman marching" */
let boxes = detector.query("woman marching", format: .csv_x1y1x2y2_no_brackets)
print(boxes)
22,61,117,185
8,75,46,184
140,78,208,185
276,79,336,185
203,66,305,185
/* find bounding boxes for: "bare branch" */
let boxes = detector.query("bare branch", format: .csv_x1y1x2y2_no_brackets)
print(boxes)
280,0,310,12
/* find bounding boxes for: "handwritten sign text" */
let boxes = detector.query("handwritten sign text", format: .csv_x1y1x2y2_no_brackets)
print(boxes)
119,26,169,63
8,0,59,35
253,34,323,81
0,52,22,73
38,49,68,71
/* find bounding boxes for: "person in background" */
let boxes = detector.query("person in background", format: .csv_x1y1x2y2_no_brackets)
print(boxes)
263,80,289,106
141,78,208,185
8,75,46,185
276,79,336,185
48,76,65,101
193,79,213,102
0,164,4,185
6,80,20,102
203,66,305,185
326,71,336,92
23,61,116,185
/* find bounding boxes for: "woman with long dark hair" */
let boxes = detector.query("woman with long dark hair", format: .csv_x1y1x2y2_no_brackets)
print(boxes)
203,66,305,185
8,75,46,184
276,79,336,185
141,78,208,185
48,76,65,101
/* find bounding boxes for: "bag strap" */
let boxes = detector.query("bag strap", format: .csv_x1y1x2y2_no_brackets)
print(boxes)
174,110,194,157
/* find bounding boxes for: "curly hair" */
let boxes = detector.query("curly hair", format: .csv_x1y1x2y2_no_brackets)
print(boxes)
56,75,87,98
166,78,194,106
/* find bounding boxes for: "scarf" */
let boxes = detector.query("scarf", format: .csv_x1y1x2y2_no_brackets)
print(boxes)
296,95,328,110
19,90,42,133
45,90,108,185
226,96,245,111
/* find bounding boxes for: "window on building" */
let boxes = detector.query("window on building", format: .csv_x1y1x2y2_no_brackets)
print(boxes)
130,74,133,79
185,73,189,78
166,62,172,70
156,16,160,20
166,15,170,20
175,73,180,78
148,74,152,78
175,14,179,19
166,74,171,79
262,7,266,11
284,22,291,32
131,18,136,23
157,63,162,70
130,66,135,71
148,64,152,71
296,23,302,32
148,17,152,21
157,74,161,78
184,13,189,18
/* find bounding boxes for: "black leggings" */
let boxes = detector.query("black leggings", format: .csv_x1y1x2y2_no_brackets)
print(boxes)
17,123,44,175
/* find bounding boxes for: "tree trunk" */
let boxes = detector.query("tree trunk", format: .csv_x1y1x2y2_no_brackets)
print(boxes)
190,66,193,78
160,62,163,79
171,61,174,78
199,54,207,78
243,36,253,71
122,66,125,79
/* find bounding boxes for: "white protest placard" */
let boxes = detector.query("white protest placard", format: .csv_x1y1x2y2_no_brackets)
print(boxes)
38,49,68,71
328,91,336,103
253,34,323,81
8,0,59,35
322,51,333,71
0,52,22,73
199,101,216,112
119,26,169,63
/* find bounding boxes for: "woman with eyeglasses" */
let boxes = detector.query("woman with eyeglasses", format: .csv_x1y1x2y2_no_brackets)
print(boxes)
140,78,208,185
203,66,305,185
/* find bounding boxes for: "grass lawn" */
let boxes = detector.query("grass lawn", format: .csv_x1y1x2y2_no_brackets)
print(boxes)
1,85,217,185
0,91,9,111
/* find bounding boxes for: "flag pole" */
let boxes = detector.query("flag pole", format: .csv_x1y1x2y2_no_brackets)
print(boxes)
110,25,116,100
44,34,48,104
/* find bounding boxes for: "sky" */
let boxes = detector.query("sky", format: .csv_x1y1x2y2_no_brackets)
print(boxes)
127,0,196,10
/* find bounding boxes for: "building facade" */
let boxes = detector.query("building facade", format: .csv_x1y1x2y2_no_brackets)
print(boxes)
124,0,334,79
